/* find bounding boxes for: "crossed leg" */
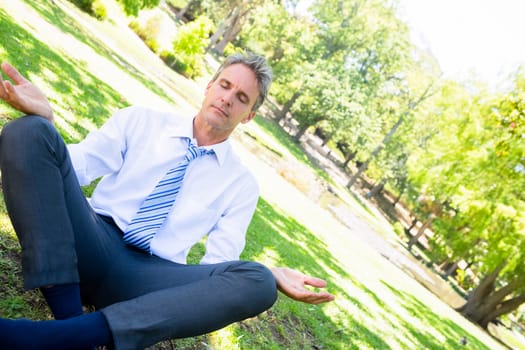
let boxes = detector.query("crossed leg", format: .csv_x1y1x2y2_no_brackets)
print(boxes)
0,115,277,349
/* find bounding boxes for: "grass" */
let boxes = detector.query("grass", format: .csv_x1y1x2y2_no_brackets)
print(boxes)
0,1,511,349
252,115,334,184
0,7,128,140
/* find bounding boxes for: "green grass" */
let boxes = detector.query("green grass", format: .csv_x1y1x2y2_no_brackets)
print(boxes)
253,115,334,184
0,7,127,140
0,1,511,349
21,0,178,107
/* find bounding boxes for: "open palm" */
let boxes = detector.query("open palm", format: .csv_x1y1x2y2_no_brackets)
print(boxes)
0,62,54,122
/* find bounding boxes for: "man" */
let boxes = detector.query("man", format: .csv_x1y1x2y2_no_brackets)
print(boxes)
0,53,334,349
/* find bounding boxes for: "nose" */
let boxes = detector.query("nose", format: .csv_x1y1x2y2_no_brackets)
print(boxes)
221,90,234,106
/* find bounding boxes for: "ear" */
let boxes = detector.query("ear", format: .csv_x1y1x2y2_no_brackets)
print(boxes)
242,111,257,124
205,80,213,94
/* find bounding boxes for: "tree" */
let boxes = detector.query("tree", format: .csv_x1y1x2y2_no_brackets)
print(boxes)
347,80,436,188
407,73,525,326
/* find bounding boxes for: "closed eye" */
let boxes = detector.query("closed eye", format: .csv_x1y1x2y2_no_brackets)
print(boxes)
237,93,249,104
219,78,250,104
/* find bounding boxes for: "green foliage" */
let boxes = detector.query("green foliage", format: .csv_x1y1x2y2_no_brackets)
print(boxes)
68,0,95,12
92,0,107,20
128,15,162,53
68,0,106,20
393,221,405,237
117,0,161,17
407,76,525,313
168,16,213,78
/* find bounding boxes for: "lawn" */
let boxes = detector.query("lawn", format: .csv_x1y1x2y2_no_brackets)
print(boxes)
0,1,506,349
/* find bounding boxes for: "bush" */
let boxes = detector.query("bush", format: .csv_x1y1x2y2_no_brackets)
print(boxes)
393,222,405,237
160,50,197,79
144,38,159,53
69,0,93,12
128,15,161,53
92,0,107,20
69,0,106,20
128,19,140,33
169,16,213,79
222,42,243,57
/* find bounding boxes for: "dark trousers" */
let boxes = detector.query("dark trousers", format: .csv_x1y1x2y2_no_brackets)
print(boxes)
0,116,277,349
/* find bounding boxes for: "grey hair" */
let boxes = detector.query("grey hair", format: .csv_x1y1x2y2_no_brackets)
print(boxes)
212,53,273,112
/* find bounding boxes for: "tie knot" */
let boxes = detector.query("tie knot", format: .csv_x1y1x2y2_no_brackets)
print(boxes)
185,139,214,162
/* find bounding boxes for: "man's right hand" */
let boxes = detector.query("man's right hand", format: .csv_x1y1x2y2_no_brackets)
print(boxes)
0,62,54,123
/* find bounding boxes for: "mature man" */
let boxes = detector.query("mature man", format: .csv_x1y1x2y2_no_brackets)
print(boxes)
0,53,333,349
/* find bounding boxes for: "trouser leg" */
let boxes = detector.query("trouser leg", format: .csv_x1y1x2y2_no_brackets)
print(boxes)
0,115,106,291
100,259,277,350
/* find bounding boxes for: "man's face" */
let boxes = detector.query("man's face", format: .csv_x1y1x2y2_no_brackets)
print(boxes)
200,63,260,133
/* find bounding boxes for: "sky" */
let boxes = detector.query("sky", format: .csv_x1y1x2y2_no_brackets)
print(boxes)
398,0,525,90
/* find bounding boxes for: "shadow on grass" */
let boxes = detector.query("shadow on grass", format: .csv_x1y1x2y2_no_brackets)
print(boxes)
233,197,391,349
380,280,491,350
0,9,126,141
0,210,49,319
227,197,495,349
21,0,177,106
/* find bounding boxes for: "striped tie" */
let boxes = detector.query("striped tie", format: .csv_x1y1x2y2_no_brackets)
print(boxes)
123,138,214,251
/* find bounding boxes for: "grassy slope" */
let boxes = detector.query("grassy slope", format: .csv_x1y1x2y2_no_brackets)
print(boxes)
0,1,507,349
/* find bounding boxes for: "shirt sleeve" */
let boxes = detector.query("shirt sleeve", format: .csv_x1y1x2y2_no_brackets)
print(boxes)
67,107,131,185
200,175,260,264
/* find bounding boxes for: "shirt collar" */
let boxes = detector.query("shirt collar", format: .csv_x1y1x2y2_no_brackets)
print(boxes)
167,116,231,167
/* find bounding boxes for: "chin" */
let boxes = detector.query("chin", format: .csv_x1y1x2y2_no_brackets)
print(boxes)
204,115,232,131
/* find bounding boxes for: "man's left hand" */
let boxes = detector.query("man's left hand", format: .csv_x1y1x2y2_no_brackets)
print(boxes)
271,267,335,304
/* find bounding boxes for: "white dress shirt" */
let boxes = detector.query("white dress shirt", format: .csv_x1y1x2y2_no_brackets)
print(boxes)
67,106,259,264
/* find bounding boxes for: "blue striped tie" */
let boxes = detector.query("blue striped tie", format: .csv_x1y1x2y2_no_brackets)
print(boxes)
123,138,214,251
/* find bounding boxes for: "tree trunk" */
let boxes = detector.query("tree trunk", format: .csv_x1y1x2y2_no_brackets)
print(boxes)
407,217,418,232
277,91,301,123
294,124,309,142
176,0,199,20
407,214,435,250
443,261,459,279
208,6,249,55
321,132,334,147
455,261,525,328
343,150,357,168
393,179,406,206
206,9,234,52
365,178,386,199
212,21,241,55
347,113,405,188
480,292,525,328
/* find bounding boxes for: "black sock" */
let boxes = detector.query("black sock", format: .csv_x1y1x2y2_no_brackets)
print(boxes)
0,311,112,350
40,283,84,320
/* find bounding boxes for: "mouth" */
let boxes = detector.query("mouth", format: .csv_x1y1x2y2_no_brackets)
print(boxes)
212,105,228,118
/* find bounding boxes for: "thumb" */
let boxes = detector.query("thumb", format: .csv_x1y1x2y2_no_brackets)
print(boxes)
1,62,28,84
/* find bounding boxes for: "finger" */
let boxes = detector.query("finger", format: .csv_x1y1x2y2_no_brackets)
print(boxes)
0,79,11,100
302,291,335,304
310,292,335,304
303,276,328,288
1,62,28,84
3,81,16,100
